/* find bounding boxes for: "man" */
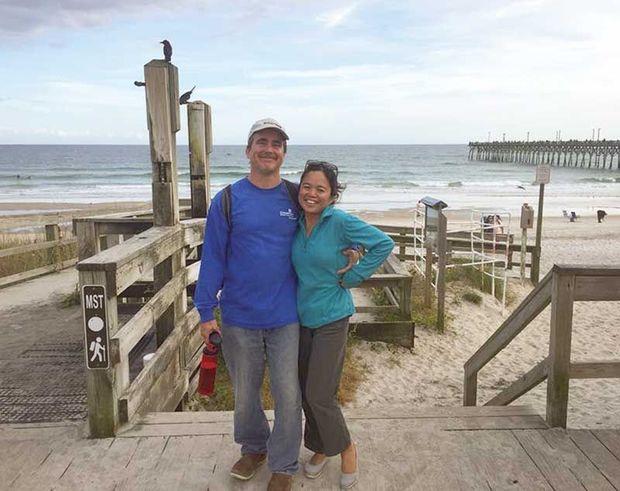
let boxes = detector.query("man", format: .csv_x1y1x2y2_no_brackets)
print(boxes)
194,118,355,491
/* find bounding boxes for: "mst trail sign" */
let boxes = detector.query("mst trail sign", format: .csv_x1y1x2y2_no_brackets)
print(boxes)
82,285,110,369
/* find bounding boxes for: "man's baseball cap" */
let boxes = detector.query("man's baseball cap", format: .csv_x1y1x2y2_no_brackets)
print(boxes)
247,118,289,142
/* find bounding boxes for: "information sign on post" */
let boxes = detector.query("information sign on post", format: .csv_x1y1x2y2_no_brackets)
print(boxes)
535,165,551,185
82,285,110,369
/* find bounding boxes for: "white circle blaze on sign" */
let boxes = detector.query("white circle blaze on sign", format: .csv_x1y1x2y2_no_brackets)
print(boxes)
88,316,104,332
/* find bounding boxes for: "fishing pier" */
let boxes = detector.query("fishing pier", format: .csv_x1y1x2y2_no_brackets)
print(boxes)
468,140,620,170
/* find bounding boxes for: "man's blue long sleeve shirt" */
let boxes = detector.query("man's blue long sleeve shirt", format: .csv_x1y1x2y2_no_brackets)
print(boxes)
194,178,299,329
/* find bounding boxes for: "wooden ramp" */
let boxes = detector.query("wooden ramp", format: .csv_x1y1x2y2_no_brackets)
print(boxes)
2,406,620,490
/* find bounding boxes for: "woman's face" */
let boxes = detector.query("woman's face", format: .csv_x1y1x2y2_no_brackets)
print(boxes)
299,170,333,216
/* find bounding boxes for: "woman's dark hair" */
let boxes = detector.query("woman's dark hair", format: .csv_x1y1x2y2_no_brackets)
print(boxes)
299,160,346,201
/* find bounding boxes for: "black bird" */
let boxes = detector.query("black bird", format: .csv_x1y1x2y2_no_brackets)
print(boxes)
179,86,195,105
160,39,172,62
517,185,526,190
134,81,146,87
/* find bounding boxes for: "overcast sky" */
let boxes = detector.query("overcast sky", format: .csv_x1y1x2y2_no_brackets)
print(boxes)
1,0,618,144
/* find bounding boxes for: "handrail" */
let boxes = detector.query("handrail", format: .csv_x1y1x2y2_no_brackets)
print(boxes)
463,264,620,427
76,220,204,295
464,269,553,388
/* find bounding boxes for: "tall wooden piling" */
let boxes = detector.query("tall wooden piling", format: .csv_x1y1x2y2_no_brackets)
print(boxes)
187,101,212,218
144,60,187,346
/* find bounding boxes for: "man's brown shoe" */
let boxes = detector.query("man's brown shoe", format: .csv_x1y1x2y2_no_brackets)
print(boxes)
230,453,267,480
267,473,293,491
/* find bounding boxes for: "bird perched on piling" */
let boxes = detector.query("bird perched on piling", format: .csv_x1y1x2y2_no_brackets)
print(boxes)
179,86,196,105
134,81,146,87
160,40,172,62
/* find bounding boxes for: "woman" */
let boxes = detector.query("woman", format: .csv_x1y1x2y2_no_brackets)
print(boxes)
292,160,394,489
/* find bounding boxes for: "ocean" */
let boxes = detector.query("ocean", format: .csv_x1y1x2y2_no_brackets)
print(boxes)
0,144,618,217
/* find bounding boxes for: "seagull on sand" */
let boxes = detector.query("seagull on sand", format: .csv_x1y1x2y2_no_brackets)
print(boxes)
160,40,172,62
179,86,196,105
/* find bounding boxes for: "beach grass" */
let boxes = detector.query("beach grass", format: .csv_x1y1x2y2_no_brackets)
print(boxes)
187,335,363,412
0,229,77,279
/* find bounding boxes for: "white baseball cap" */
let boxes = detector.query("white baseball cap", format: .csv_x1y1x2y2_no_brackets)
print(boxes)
247,118,289,142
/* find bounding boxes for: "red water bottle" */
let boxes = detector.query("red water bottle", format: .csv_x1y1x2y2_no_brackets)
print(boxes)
198,331,222,396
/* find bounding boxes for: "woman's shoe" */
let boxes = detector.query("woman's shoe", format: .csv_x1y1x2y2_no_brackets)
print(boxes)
340,444,358,489
304,455,328,479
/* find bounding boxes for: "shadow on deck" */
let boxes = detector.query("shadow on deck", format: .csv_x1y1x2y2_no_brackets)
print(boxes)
2,405,620,490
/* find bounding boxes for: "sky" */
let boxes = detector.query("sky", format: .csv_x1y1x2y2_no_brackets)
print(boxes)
0,0,619,145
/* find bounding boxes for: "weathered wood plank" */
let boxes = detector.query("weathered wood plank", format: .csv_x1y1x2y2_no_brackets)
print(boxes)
570,361,620,379
111,265,190,363
485,357,549,406
0,440,55,487
349,321,414,347
569,429,620,488
118,308,199,422
575,275,620,301
546,271,575,428
358,273,410,288
592,430,620,461
134,405,541,426
513,429,614,490
114,436,169,490
0,258,76,288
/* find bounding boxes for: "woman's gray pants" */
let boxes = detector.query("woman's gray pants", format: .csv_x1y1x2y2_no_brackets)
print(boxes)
298,316,351,457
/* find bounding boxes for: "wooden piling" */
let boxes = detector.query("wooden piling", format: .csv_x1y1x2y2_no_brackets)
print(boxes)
144,59,186,346
187,101,212,218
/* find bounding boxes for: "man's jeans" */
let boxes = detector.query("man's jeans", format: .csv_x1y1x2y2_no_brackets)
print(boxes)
221,322,302,475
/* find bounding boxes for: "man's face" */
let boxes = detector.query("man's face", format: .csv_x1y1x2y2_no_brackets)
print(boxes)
246,129,286,177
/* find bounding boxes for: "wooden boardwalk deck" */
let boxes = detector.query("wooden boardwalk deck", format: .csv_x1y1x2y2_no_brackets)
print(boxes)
2,405,619,490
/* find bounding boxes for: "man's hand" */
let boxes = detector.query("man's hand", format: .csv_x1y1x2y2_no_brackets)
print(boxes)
200,319,220,344
337,248,361,275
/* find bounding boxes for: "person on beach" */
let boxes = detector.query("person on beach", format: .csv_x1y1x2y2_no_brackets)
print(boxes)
292,160,394,489
194,119,358,491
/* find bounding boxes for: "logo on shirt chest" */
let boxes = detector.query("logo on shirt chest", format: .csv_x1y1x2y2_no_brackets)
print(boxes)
279,208,298,220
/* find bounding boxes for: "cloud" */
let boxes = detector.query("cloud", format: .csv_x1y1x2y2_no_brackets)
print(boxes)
0,0,174,38
316,4,357,28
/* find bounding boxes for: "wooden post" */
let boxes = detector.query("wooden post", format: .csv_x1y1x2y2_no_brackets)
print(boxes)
546,271,575,427
520,228,527,284
144,59,186,346
531,183,545,284
75,220,100,261
187,101,212,218
436,212,447,332
424,247,433,308
79,269,122,437
45,224,60,267
398,232,406,259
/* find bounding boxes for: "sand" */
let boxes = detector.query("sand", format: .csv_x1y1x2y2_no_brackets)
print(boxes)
351,212,620,429
0,201,150,233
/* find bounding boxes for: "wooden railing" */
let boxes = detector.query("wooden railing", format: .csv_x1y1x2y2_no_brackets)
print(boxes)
463,264,620,427
0,224,77,288
77,218,205,437
353,253,414,347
